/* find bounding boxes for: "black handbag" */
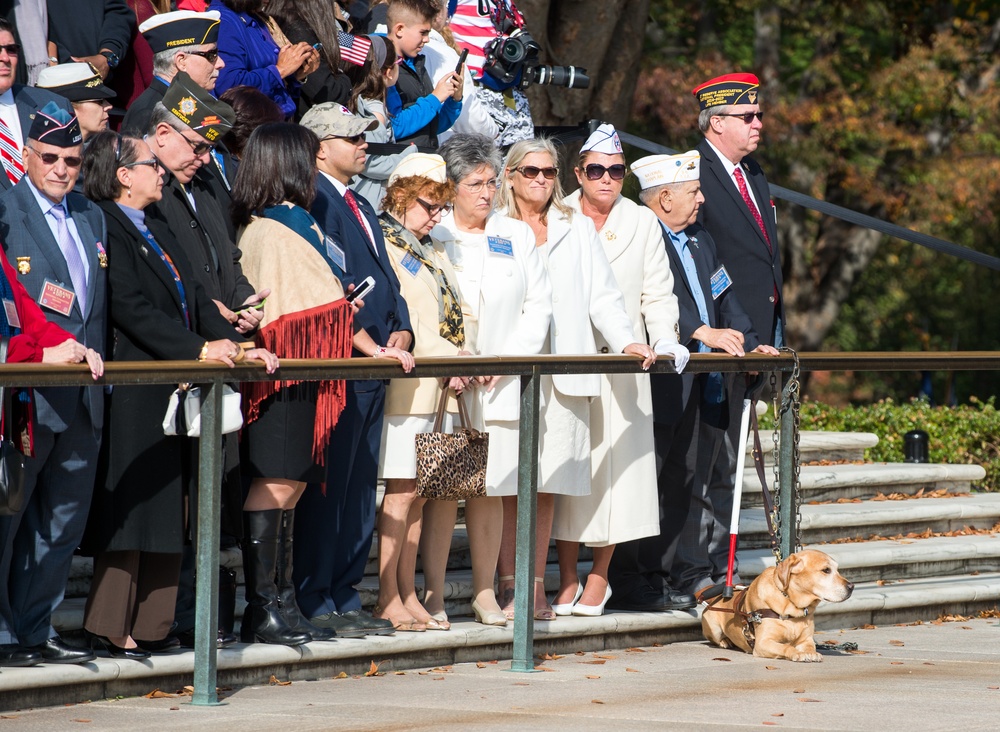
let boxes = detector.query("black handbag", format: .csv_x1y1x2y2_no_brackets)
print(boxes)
0,337,26,516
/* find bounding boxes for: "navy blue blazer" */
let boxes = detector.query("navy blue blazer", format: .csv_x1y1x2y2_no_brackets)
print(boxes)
651,223,758,426
0,179,107,431
311,173,412,391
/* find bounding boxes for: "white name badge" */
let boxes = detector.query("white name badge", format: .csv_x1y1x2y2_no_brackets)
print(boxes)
710,265,732,300
3,299,20,329
325,236,346,272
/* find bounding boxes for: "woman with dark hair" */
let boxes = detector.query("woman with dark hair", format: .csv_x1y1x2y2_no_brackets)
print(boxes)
80,130,277,658
267,0,352,116
219,85,286,161
233,122,397,645
210,0,320,119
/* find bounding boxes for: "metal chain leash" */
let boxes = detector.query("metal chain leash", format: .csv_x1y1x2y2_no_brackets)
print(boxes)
770,348,803,559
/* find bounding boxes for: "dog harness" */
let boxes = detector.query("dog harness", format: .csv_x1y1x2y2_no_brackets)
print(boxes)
702,588,809,651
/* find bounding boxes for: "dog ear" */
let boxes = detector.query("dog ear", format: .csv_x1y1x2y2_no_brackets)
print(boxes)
775,554,800,593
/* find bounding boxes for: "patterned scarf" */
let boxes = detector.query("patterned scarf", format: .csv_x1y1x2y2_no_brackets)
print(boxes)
379,212,464,347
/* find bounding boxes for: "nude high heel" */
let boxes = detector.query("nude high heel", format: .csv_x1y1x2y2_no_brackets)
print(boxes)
472,599,508,627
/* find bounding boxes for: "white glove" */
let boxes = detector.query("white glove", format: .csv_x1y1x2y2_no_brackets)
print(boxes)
653,341,691,374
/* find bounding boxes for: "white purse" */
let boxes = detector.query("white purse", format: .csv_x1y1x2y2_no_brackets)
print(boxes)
162,385,244,437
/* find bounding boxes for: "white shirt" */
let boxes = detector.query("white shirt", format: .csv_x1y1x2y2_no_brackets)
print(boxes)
321,169,377,255
706,137,762,215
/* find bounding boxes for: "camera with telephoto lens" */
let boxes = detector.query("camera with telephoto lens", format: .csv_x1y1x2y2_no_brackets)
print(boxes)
483,28,590,90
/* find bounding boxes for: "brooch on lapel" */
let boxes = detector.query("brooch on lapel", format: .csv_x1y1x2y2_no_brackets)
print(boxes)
16,256,30,275
604,229,617,241
96,242,108,268
689,236,699,248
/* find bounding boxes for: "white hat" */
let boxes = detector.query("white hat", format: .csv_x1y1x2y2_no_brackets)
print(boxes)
581,123,623,156
389,153,448,185
631,151,700,189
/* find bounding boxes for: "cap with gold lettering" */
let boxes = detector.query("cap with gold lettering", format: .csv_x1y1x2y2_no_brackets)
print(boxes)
140,10,221,54
162,71,235,142
631,151,700,190
692,73,760,110
36,63,116,102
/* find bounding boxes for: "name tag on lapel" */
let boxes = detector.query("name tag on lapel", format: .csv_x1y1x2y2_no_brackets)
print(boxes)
710,265,732,300
3,299,20,329
39,279,76,316
325,236,346,272
487,236,513,257
400,252,422,276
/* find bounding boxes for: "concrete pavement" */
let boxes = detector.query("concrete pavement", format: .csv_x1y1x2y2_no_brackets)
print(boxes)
2,617,998,731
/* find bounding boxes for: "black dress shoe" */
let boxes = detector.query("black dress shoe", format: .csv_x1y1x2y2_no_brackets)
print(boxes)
136,636,182,653
308,612,367,639
0,643,42,667
605,584,672,612
662,587,697,611
31,637,96,664
176,629,239,649
342,609,395,636
86,633,151,660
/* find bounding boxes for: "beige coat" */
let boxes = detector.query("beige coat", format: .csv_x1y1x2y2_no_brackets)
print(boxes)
552,191,680,546
382,230,464,416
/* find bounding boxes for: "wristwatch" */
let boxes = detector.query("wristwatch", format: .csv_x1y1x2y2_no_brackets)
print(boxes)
100,50,120,69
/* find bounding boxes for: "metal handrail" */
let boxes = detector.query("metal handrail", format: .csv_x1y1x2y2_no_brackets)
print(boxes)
5,350,998,701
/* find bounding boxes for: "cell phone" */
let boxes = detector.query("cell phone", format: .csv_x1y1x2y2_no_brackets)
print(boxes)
346,276,375,303
455,48,469,74
235,298,266,314
313,42,323,50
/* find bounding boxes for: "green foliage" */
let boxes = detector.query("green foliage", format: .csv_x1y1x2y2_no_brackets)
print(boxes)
759,397,1000,490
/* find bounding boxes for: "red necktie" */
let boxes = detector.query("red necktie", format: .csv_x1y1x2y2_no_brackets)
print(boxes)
343,189,376,253
733,167,771,252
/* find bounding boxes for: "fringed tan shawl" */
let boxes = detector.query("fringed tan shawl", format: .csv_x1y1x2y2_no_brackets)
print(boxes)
238,213,353,463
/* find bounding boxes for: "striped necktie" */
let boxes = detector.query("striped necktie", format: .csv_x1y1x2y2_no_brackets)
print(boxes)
0,114,25,185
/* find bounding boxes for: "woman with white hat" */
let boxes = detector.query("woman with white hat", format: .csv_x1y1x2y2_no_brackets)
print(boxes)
550,124,690,617
373,153,463,631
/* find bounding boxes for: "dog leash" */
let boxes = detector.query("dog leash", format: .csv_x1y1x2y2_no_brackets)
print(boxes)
749,404,781,558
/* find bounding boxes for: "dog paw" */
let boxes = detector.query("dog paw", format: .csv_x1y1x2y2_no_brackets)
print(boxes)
791,652,823,663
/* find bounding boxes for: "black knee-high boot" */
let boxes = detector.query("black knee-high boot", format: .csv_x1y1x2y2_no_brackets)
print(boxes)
241,510,310,646
277,509,336,641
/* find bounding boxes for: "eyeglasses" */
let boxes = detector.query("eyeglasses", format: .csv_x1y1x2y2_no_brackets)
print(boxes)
514,165,558,180
27,145,82,168
123,158,161,170
172,126,215,155
416,198,452,217
716,111,764,124
459,178,499,194
185,48,220,64
323,133,365,145
583,163,627,181
0,44,20,56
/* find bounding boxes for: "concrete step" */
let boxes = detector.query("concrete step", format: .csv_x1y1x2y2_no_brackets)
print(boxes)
739,461,986,506
739,493,1000,547
751,430,878,465
14,571,1000,710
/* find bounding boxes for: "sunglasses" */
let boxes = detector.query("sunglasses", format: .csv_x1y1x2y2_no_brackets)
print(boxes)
515,165,558,180
185,48,220,64
123,158,161,170
172,126,215,155
27,145,82,168
0,44,20,56
416,198,453,217
716,111,764,124
583,163,627,181
324,133,365,144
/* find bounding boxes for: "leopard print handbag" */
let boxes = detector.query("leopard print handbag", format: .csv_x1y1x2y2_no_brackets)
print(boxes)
415,388,489,500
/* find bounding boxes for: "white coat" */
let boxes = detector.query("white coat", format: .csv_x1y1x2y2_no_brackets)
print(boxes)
552,192,680,545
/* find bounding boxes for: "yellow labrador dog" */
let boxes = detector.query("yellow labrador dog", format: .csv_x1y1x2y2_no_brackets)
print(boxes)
701,550,854,662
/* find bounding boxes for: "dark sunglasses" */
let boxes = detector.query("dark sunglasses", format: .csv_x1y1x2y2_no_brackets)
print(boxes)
324,133,365,144
416,198,453,217
122,158,161,170
27,145,82,168
0,44,20,56
716,111,764,124
584,163,627,181
515,165,558,180
185,48,219,64
172,126,215,155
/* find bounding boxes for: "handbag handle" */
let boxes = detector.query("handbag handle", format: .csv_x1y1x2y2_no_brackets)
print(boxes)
431,385,473,433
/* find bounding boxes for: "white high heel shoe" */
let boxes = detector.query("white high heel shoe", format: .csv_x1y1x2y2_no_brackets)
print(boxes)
572,584,612,617
551,582,584,616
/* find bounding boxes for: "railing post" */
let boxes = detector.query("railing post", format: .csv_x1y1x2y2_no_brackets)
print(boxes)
510,366,541,673
777,372,798,559
191,379,224,706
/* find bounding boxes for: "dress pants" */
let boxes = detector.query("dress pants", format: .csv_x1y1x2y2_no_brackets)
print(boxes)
294,384,386,617
0,401,100,646
83,550,183,640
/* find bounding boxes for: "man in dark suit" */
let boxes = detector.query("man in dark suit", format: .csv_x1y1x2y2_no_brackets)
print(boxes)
0,19,74,195
608,151,778,610
0,103,106,666
295,103,413,638
45,0,133,79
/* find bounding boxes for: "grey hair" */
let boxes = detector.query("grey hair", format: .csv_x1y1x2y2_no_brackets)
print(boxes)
698,104,733,133
147,102,189,137
638,183,669,207
438,133,502,183
151,44,204,78
496,137,573,220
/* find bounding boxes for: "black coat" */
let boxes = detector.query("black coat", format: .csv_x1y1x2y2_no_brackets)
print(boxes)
82,199,239,555
120,77,167,135
696,137,783,346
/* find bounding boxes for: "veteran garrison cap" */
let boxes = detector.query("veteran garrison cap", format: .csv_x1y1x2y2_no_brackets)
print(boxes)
631,151,700,190
692,73,760,110
162,71,235,142
36,62,116,102
27,101,83,147
140,10,221,54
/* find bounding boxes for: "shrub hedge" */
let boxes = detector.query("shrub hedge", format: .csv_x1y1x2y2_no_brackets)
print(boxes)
758,397,1000,491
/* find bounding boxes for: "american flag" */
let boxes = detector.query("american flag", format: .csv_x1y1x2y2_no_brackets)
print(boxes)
338,31,373,67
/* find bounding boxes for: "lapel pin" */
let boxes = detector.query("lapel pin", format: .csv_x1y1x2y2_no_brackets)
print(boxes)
16,256,30,275
96,242,108,268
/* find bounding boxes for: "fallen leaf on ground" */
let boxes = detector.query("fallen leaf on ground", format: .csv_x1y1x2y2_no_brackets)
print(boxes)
476,662,487,668
71,719,91,723
169,707,179,711
792,688,805,694
581,660,606,665
765,666,778,670
713,657,732,662
269,675,291,686
594,654,616,660
888,640,904,646
585,675,601,679
535,666,555,672
365,661,385,677
626,668,640,673
923,663,934,666
772,713,784,717
334,672,348,679
798,698,822,703
394,671,406,676
433,677,445,681
540,653,563,660
513,682,530,686
626,647,646,653
890,662,904,666
575,651,586,656
143,689,177,699
591,700,604,704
